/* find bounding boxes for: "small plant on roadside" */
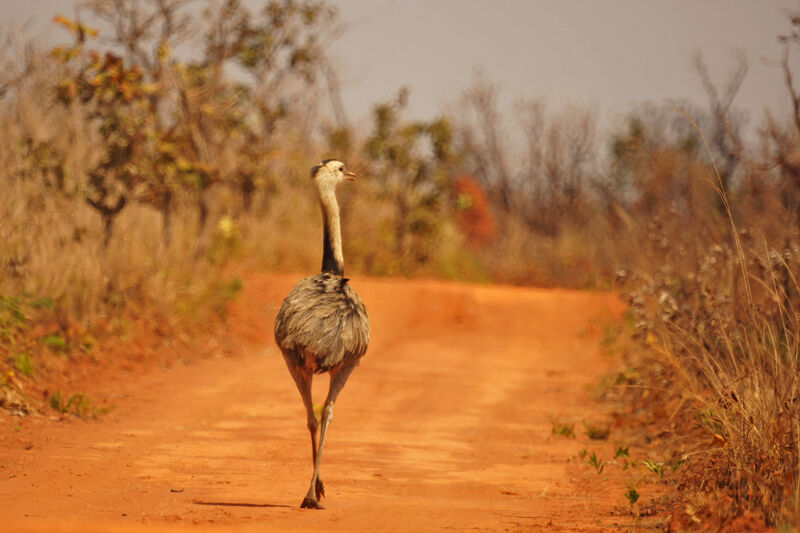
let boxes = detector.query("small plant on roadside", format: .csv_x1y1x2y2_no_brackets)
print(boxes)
643,459,665,479
48,390,113,418
614,446,630,458
551,419,576,438
13,353,35,376
40,334,68,353
625,484,640,515
49,390,68,414
587,451,605,474
67,393,93,418
0,295,30,351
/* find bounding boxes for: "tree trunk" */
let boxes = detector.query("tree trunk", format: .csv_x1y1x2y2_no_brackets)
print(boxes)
160,189,173,248
241,175,255,212
86,195,127,249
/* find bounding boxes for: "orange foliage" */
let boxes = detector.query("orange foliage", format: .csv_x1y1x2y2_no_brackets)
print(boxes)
452,175,495,248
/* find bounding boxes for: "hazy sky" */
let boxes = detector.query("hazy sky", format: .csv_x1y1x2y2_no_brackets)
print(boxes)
4,1,795,130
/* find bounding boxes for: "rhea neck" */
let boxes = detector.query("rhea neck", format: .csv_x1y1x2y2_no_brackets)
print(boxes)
318,182,344,276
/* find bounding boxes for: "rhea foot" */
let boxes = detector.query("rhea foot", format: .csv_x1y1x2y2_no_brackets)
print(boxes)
300,496,325,509
316,477,325,499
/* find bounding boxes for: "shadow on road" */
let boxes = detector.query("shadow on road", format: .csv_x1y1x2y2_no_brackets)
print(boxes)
193,500,292,509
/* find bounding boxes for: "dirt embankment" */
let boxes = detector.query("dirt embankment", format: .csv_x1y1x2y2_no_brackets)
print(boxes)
1,274,642,532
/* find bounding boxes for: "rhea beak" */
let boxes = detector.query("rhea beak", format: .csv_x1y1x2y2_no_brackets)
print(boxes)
344,170,356,181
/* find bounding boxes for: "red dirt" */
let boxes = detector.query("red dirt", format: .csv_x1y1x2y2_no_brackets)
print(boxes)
0,273,650,532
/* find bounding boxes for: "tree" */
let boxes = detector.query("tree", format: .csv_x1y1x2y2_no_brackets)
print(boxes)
53,18,154,248
56,0,342,248
458,74,513,213
364,89,454,264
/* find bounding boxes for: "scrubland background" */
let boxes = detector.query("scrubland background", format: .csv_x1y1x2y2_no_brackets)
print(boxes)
2,0,800,528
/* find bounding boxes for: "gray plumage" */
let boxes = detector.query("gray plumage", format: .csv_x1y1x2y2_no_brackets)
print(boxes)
275,272,369,373
273,159,370,510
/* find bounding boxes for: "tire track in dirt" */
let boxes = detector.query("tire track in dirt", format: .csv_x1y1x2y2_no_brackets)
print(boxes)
1,274,627,532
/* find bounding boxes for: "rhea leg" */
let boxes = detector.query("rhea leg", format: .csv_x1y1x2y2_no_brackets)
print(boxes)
301,360,358,509
284,359,326,505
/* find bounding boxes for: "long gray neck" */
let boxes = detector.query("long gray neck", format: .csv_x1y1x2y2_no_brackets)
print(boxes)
319,186,344,276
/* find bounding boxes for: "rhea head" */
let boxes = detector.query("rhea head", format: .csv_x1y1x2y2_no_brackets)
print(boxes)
310,159,356,191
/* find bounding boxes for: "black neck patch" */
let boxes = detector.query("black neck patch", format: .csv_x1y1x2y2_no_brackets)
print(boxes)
321,218,344,276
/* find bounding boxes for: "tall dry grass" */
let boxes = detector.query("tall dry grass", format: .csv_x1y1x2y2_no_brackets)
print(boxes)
607,113,800,527
620,236,800,525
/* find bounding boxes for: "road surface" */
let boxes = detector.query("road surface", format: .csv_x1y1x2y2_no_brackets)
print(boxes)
1,274,627,532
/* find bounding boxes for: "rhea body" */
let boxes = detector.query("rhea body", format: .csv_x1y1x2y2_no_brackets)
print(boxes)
274,160,370,509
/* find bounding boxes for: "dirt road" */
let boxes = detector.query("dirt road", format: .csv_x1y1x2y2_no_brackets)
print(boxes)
1,274,629,532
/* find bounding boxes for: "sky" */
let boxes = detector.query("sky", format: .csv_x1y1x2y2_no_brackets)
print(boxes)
3,0,795,132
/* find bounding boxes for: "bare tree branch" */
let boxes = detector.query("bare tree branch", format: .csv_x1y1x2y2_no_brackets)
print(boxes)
781,44,800,138
693,51,749,190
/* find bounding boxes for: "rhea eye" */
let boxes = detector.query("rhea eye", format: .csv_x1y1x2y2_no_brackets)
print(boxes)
339,166,344,172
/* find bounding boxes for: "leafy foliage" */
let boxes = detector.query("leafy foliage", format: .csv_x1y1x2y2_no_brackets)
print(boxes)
363,89,455,268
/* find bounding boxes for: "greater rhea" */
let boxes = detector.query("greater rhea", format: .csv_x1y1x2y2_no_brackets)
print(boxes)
274,159,370,509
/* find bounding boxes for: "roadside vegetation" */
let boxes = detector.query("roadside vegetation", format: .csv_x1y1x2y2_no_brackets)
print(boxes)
1,0,800,528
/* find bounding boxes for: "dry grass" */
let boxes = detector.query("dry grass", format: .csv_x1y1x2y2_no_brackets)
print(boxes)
605,115,800,529
618,240,800,527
